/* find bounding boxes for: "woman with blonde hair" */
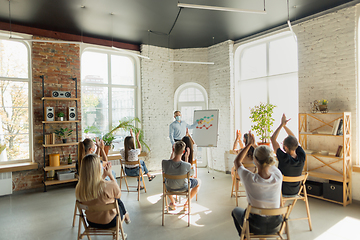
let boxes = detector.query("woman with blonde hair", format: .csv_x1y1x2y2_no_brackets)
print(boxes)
75,154,130,235
232,131,283,237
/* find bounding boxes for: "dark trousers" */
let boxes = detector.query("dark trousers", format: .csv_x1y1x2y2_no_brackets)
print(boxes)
87,199,126,229
232,207,282,236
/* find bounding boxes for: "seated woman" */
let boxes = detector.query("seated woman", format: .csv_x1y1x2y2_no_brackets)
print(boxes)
232,131,283,237
120,129,155,190
78,138,115,179
75,154,130,237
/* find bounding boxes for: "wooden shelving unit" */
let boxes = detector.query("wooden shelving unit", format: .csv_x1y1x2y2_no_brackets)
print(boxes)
41,75,79,191
299,112,352,206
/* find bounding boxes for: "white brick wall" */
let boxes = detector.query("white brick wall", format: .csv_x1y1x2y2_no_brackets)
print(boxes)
295,6,359,200
208,40,235,172
140,45,175,170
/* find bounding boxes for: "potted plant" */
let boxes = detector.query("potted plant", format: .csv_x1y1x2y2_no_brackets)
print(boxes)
84,117,150,155
318,99,328,112
57,111,65,121
249,103,276,145
54,127,73,143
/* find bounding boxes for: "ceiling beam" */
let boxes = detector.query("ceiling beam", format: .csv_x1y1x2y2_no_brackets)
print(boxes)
0,21,140,51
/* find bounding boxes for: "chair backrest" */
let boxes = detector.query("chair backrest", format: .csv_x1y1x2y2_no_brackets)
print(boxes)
282,173,308,195
121,159,141,166
163,172,190,180
76,200,119,214
249,205,290,216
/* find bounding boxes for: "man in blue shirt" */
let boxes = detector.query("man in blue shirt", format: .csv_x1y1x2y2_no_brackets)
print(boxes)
169,110,203,145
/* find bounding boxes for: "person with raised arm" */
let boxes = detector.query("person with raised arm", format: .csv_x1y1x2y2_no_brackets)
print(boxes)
271,114,306,196
232,131,283,237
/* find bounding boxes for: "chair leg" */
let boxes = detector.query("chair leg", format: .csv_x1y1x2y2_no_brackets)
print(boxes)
72,203,77,227
235,178,239,206
231,174,235,197
188,194,190,227
162,192,166,226
304,196,312,231
137,176,141,201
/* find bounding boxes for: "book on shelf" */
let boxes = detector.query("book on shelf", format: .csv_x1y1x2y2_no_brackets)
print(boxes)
44,133,56,145
335,145,343,157
336,119,343,136
331,119,340,135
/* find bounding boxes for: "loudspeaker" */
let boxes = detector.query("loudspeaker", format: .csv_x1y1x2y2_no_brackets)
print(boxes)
46,107,54,121
52,91,71,98
68,107,76,121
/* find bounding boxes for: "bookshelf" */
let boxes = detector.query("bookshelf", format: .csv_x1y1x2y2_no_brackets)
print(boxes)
299,112,352,206
41,75,79,191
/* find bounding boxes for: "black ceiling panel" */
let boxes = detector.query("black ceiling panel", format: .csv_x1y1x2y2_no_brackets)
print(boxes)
0,0,355,49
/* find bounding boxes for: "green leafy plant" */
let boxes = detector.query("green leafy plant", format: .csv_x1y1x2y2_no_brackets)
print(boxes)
54,127,73,139
249,103,276,143
57,112,65,117
318,99,328,105
84,117,150,151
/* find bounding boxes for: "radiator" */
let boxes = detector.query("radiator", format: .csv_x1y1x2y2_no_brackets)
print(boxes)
0,172,12,196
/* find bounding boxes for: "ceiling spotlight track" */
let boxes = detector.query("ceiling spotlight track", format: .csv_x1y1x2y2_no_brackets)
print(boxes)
177,2,266,14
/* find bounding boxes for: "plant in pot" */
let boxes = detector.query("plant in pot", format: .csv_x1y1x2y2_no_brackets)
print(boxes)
57,111,65,121
318,99,328,112
54,127,73,143
84,117,150,156
249,103,276,145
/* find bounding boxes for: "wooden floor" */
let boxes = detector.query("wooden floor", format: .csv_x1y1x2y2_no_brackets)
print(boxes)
0,168,359,240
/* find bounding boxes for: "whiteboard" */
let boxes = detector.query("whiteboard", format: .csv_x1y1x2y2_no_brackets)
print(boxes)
192,109,219,147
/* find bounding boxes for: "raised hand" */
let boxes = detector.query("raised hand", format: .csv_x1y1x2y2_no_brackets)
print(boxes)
281,114,291,126
130,128,133,136
136,130,140,139
99,139,105,149
248,131,255,145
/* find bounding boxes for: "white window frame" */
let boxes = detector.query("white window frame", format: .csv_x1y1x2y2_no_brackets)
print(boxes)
80,46,141,153
0,32,33,164
234,31,298,136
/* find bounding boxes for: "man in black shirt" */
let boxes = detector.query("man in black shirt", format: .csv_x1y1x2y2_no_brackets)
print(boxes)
271,114,306,195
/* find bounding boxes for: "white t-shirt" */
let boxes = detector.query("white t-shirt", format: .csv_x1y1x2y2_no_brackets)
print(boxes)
237,165,282,208
119,148,141,168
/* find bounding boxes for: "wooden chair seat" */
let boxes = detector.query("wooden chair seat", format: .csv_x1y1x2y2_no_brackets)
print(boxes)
162,172,191,227
76,200,126,240
231,163,257,206
240,204,291,240
281,173,312,231
120,159,146,201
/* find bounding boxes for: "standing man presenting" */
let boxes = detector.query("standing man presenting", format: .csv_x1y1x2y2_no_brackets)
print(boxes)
169,110,203,146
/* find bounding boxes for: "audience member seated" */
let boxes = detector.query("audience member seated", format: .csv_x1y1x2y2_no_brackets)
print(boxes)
78,138,115,180
271,114,306,196
232,132,283,237
231,132,257,176
162,141,200,210
120,129,155,190
75,154,130,238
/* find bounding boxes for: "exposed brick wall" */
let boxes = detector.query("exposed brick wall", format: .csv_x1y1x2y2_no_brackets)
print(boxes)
12,37,80,191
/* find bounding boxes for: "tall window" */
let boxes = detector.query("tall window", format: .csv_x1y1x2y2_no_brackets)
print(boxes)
0,39,31,162
175,83,208,167
237,33,298,142
81,49,138,151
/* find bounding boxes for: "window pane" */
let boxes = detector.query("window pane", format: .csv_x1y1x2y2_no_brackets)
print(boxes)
240,44,266,80
112,88,135,121
81,86,109,135
111,55,134,85
268,73,299,140
179,88,204,102
0,133,29,161
81,51,108,84
269,36,298,75
240,78,267,142
0,40,28,78
0,80,29,161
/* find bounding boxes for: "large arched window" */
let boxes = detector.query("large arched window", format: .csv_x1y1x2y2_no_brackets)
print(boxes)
81,48,140,151
0,38,31,162
235,32,298,142
174,82,208,166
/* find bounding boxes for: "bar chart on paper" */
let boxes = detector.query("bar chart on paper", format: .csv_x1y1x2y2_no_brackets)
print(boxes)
192,109,219,147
